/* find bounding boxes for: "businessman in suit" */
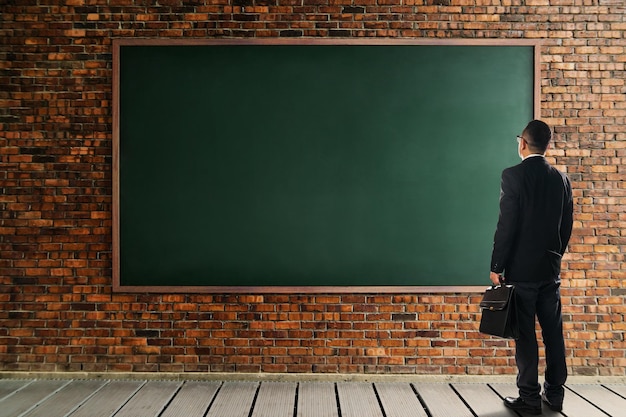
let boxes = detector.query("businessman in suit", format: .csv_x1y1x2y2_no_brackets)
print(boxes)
490,120,574,415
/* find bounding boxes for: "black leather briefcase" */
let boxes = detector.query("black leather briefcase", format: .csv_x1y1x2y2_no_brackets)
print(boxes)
479,284,519,339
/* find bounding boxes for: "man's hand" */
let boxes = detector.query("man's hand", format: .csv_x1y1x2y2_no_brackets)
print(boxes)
490,271,504,286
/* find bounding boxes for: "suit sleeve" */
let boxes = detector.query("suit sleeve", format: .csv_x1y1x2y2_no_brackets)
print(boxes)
559,175,574,255
491,168,520,274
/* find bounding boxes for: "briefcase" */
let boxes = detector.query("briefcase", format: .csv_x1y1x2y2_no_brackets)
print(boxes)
479,284,519,339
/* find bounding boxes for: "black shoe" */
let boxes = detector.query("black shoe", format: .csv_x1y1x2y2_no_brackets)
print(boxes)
503,396,542,415
542,392,563,411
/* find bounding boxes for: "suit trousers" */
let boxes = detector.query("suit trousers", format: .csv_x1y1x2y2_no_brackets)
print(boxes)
512,279,567,406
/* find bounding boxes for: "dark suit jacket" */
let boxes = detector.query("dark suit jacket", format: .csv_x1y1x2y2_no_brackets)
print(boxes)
491,155,574,282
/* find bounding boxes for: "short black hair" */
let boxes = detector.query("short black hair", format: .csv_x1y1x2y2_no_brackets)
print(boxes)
523,120,552,152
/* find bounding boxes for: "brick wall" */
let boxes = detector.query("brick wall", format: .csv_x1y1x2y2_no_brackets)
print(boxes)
1,0,625,376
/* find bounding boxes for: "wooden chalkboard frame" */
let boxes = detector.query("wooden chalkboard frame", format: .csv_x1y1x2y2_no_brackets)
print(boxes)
112,38,541,293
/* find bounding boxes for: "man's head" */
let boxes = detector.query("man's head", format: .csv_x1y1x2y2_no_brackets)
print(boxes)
520,119,552,154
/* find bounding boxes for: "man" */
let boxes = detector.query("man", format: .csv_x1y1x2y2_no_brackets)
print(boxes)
490,120,574,415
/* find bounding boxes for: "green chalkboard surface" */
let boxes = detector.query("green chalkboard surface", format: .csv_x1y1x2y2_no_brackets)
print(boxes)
113,40,537,292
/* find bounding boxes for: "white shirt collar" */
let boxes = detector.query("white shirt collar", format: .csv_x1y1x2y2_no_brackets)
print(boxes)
523,154,545,161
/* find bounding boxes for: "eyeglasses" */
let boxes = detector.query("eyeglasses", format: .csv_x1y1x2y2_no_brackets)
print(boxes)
516,135,527,143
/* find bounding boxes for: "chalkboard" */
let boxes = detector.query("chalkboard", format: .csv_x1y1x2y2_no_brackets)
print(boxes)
112,39,539,293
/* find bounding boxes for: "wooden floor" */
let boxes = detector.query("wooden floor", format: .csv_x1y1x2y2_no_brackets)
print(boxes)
0,378,625,417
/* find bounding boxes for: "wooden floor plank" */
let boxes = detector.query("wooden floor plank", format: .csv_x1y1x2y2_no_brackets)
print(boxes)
22,380,107,417
160,381,221,417
545,384,607,417
0,379,70,417
558,391,610,417
604,384,626,399
336,382,384,417
297,382,339,417
0,380,32,402
114,380,182,417
205,381,258,417
374,382,428,417
67,380,145,417
251,382,297,417
489,383,561,417
413,383,473,417
451,383,518,417
567,384,626,417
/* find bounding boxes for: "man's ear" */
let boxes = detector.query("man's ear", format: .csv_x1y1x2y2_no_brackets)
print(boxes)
520,138,528,150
